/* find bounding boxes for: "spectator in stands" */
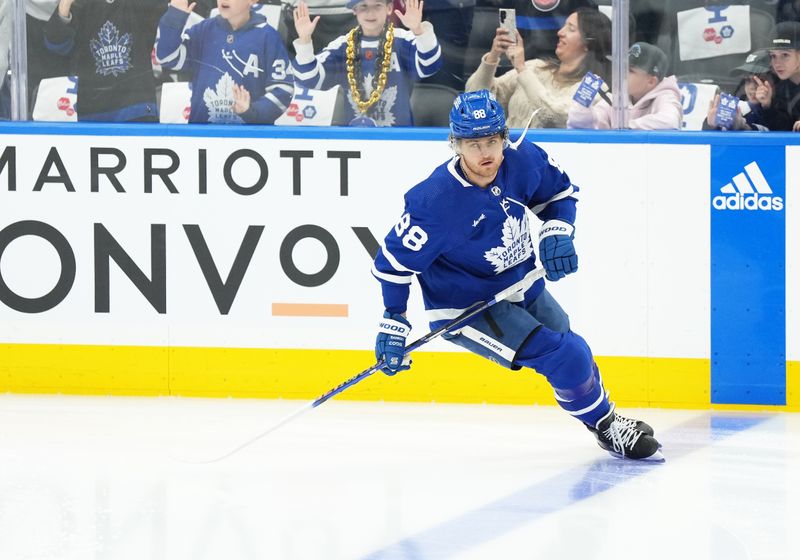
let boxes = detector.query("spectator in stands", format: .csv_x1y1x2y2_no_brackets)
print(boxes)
703,50,776,131
44,0,166,121
26,1,69,115
508,0,599,63
191,0,220,18
291,0,442,126
759,21,800,131
285,0,357,58
568,42,682,130
465,7,610,128
776,0,800,24
420,0,475,90
156,0,294,124
1,0,9,119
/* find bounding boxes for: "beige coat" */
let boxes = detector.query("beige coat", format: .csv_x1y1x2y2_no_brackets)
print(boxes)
465,55,582,129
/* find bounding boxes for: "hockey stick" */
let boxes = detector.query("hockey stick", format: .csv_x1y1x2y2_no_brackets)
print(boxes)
186,267,546,464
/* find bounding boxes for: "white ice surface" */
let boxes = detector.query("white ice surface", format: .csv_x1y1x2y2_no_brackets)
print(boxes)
0,395,798,560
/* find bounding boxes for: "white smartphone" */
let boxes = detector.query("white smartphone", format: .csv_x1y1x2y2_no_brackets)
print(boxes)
499,8,517,44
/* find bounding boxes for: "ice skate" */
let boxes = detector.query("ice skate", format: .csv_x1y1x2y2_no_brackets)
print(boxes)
587,406,664,461
613,411,655,437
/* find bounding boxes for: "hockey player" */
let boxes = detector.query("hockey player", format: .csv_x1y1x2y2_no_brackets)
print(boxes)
156,0,294,124
372,89,663,461
291,0,442,126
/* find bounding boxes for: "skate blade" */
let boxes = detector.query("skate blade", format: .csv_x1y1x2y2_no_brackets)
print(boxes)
605,448,665,463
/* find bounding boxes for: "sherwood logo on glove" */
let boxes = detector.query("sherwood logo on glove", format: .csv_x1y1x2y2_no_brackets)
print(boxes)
538,220,575,239
712,161,783,211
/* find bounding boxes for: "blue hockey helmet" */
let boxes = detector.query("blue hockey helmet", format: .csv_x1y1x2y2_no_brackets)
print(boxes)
449,90,507,139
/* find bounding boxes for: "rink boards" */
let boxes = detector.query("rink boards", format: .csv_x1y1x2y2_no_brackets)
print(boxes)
0,124,798,409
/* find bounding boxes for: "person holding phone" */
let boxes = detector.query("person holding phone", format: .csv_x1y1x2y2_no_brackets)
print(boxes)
499,8,517,44
465,8,611,129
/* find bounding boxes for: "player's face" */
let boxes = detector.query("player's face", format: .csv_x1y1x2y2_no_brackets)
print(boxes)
769,49,800,82
555,13,586,64
353,1,393,36
458,134,505,187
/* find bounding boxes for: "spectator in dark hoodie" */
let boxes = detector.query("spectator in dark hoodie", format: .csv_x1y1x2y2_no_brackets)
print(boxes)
45,0,167,121
758,21,800,131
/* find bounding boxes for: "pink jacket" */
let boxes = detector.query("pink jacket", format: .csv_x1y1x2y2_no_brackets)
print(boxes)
567,75,683,130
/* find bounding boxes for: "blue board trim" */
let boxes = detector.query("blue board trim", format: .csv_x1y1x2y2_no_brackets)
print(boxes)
3,121,800,146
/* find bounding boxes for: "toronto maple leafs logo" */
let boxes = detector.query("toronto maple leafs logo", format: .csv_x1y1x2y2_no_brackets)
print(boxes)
483,199,534,274
90,21,132,77
346,73,398,126
203,74,244,124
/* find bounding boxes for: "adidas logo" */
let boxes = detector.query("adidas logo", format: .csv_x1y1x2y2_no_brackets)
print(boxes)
712,161,783,211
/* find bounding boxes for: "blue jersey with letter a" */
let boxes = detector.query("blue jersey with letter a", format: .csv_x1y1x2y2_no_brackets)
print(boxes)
373,140,578,328
156,6,294,124
292,23,441,126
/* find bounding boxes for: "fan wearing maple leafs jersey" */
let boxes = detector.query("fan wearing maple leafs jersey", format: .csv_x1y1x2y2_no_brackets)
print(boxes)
372,90,664,462
291,0,441,126
44,0,167,121
156,0,294,124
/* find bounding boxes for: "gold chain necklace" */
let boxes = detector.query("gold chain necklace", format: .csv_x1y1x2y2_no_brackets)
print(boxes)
345,23,394,115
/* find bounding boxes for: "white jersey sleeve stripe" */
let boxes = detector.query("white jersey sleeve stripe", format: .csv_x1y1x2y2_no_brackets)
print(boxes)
529,185,576,214
157,42,187,70
418,47,442,67
380,245,421,274
425,306,470,322
415,46,442,77
292,65,320,81
371,265,413,284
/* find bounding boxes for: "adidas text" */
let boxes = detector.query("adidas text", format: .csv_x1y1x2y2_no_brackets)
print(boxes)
712,193,784,211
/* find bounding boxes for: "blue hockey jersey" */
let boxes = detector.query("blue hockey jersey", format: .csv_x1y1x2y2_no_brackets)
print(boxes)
292,22,442,126
156,6,293,124
372,140,578,329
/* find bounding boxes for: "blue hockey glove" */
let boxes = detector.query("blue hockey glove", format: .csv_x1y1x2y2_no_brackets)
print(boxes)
375,312,412,375
538,220,578,281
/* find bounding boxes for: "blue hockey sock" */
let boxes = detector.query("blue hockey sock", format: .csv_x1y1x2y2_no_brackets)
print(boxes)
552,363,611,426
515,328,611,426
